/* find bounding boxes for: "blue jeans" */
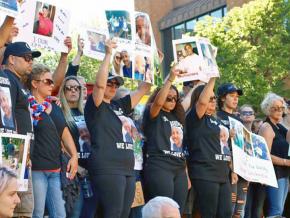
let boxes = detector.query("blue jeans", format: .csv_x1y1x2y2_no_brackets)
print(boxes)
244,183,266,218
232,177,249,217
69,184,84,218
266,177,289,217
32,171,66,218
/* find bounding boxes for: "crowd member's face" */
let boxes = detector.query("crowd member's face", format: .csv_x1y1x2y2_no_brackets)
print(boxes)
33,72,54,98
0,178,20,218
171,127,182,147
269,100,285,122
104,79,119,101
136,17,145,38
206,91,217,115
135,56,145,74
0,92,11,115
121,51,130,66
240,106,255,123
163,88,178,112
223,92,239,111
64,79,81,105
9,54,33,78
185,45,193,56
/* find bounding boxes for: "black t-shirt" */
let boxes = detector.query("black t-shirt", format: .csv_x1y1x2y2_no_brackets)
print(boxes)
67,108,91,168
186,107,230,183
84,94,134,176
143,107,186,170
31,103,67,171
216,110,242,129
265,118,290,178
5,70,33,135
0,70,16,131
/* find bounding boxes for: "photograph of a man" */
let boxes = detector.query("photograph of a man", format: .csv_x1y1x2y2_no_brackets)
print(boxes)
135,14,151,46
0,87,14,129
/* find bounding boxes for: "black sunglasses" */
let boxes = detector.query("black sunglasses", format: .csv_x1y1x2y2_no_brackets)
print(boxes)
35,78,54,86
65,85,81,92
107,81,120,88
209,96,217,102
18,54,34,62
166,96,178,103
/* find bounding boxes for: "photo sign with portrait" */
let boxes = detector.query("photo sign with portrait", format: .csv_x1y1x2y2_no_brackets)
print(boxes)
0,0,20,17
0,132,31,191
229,117,278,187
14,0,70,52
172,37,220,83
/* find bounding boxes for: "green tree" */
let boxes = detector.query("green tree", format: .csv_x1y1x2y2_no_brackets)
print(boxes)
195,0,290,113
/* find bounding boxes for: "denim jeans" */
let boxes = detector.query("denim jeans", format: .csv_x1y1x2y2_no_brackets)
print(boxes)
266,177,289,217
32,171,66,218
232,177,249,218
69,184,84,218
244,183,266,218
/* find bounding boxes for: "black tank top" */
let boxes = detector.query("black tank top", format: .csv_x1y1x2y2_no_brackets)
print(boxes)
265,117,290,179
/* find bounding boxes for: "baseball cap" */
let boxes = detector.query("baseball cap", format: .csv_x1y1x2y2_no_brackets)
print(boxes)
107,72,124,86
2,42,41,65
217,83,243,97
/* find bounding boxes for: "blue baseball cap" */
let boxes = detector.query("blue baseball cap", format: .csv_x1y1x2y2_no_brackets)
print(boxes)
2,42,41,65
217,83,243,97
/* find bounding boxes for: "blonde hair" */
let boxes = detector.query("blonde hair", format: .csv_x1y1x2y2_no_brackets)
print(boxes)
59,76,84,129
260,92,286,116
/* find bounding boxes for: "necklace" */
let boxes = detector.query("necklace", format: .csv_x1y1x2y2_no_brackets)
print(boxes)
28,94,52,126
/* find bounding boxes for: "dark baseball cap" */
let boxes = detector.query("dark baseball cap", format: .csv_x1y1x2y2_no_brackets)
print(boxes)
217,83,243,97
107,72,124,86
2,42,41,65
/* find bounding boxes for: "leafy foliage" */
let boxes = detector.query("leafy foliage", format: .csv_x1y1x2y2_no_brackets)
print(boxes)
195,0,290,113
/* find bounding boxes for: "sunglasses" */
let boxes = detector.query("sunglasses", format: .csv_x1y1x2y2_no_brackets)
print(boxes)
241,111,254,116
271,106,285,112
115,56,122,60
35,78,54,86
166,96,178,103
18,54,33,62
107,81,120,88
65,85,81,92
209,96,217,102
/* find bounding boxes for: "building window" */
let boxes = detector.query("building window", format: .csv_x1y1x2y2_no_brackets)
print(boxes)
210,8,223,18
173,23,185,39
186,19,197,33
223,7,227,16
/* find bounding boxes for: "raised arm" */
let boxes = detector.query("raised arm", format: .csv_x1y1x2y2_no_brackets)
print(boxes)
92,40,116,107
196,77,216,118
0,16,14,48
259,123,290,167
52,37,72,93
150,67,179,118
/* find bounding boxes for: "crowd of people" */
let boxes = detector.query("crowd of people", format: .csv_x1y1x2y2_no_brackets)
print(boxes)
0,13,289,218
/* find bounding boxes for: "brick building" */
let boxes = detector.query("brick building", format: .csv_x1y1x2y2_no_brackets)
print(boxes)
135,0,253,74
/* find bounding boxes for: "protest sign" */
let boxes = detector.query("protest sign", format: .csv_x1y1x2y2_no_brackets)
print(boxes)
0,0,19,18
229,117,278,187
0,132,31,191
15,0,70,52
172,37,220,83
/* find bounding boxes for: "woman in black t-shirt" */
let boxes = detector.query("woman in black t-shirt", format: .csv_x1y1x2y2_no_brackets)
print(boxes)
259,92,290,217
142,68,188,213
84,40,151,218
186,77,232,218
26,64,78,218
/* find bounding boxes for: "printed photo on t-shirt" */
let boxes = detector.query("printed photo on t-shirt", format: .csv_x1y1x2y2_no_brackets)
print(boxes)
169,122,183,153
75,120,91,159
0,86,14,129
119,115,134,144
219,125,231,155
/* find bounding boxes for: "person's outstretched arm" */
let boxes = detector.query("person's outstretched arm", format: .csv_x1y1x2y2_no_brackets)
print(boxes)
92,39,116,107
149,67,179,118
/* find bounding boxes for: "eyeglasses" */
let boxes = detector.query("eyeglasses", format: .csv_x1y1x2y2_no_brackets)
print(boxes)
115,56,122,60
18,54,33,62
35,78,54,86
107,81,120,89
64,85,81,92
271,106,285,112
209,96,217,102
241,111,254,116
166,96,178,103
